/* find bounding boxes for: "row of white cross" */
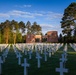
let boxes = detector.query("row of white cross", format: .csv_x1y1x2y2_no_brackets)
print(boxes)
13,44,61,75
0,46,9,75
13,44,63,75
70,43,76,51
16,43,63,53
56,44,68,75
0,43,70,75
13,46,29,75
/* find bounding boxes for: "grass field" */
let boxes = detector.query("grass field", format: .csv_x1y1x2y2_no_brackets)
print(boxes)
0,44,76,75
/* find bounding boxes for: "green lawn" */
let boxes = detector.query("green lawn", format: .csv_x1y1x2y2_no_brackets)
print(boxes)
0,44,76,75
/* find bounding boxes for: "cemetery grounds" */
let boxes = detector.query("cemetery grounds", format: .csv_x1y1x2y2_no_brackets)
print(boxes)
0,43,76,75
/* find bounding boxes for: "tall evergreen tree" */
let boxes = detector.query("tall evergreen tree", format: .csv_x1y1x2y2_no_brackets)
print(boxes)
73,26,76,42
19,21,26,33
58,33,62,42
26,21,31,34
31,22,42,35
61,2,76,42
3,20,11,44
11,20,19,44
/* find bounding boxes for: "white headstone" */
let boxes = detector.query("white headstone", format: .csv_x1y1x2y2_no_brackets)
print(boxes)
0,56,3,75
22,46,25,53
17,52,22,65
40,47,43,54
60,54,67,63
56,62,68,75
48,49,52,57
51,47,55,55
64,44,67,52
36,53,42,68
44,50,48,61
28,50,32,59
21,58,30,75
63,51,67,58
24,49,27,55
2,53,6,62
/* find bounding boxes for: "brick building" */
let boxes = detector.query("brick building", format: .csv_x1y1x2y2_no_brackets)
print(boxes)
26,34,35,43
45,31,58,43
26,31,58,43
26,34,42,43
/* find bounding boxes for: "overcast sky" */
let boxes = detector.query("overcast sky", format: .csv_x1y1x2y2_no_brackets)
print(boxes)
0,0,76,35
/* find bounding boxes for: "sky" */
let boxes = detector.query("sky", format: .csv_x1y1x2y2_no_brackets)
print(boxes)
0,0,76,35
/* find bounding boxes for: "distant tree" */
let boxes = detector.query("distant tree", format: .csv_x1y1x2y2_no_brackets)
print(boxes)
61,2,76,42
26,21,31,34
18,21,26,33
0,30,1,43
0,22,4,43
35,38,40,42
3,20,11,44
11,20,19,44
58,33,62,42
0,23,2,43
73,27,76,42
42,38,47,42
74,28,76,36
18,21,26,43
9,32,13,44
11,20,19,31
31,22,42,35
22,35,26,43
16,32,22,43
0,20,42,43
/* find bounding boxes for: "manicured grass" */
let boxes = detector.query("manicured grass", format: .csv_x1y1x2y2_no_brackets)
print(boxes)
0,44,76,75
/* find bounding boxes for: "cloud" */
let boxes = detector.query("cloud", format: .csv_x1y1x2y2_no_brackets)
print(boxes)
0,13,10,18
8,10,43,18
32,11,63,21
46,12,63,20
0,10,62,20
40,23,62,35
41,24,54,28
33,13,43,16
15,5,32,8
23,5,32,7
36,11,63,20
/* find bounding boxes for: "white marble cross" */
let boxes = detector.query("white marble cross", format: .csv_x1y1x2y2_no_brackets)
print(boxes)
64,44,67,52
28,50,32,59
0,56,3,75
2,53,6,62
60,54,67,63
44,50,48,61
24,49,27,55
2,48,9,62
48,49,52,57
21,58,30,75
36,53,42,68
56,62,68,75
63,51,67,58
17,52,22,65
40,47,43,54
51,48,55,55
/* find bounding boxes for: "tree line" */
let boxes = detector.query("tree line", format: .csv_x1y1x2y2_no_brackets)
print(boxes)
58,2,76,43
0,20,42,44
